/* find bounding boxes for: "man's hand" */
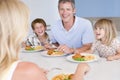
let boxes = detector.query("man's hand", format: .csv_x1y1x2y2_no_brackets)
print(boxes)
57,44,74,54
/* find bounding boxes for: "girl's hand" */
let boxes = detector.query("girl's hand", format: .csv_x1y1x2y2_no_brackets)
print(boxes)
107,56,114,61
40,68,49,75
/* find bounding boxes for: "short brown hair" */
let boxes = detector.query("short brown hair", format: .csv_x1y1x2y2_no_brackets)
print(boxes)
31,18,47,30
58,0,75,8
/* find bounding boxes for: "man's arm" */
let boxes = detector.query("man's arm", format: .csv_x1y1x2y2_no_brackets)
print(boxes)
73,43,92,53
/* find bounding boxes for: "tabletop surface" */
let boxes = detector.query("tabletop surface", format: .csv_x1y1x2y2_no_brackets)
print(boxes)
19,50,120,80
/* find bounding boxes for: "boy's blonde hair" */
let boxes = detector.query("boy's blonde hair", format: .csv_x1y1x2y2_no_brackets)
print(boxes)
94,18,117,46
0,0,29,74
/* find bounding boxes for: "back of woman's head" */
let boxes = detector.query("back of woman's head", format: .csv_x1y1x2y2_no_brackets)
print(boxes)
0,0,29,73
94,18,117,45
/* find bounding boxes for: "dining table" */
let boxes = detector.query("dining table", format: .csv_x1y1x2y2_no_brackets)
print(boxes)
19,50,120,80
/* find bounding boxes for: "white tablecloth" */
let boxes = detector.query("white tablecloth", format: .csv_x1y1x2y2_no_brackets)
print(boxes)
19,51,120,80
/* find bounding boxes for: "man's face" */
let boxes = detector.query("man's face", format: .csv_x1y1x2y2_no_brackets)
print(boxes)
58,2,75,23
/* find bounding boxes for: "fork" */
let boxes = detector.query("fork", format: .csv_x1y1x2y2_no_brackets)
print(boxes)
49,67,62,71
27,38,33,46
32,37,35,46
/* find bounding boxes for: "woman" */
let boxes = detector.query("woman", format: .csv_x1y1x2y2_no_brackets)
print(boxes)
0,0,47,80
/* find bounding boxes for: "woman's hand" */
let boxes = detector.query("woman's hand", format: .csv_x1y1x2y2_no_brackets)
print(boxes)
107,56,114,61
72,63,90,80
40,68,49,75
21,41,26,48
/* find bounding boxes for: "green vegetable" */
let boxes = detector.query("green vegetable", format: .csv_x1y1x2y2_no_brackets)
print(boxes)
28,48,34,51
74,58,85,61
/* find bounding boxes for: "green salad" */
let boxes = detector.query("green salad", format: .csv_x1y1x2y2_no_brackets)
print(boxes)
73,58,85,61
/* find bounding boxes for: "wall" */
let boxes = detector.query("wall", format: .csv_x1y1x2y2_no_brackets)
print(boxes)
86,17,120,31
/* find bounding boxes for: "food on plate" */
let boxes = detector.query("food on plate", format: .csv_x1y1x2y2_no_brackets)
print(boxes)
47,49,63,55
72,53,95,61
84,54,95,61
25,45,43,51
25,46,34,50
68,74,74,79
72,53,85,61
34,46,43,50
47,49,54,55
52,73,74,80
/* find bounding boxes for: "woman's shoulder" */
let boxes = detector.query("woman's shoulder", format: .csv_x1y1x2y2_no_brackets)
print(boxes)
18,62,40,69
17,62,44,74
12,62,47,80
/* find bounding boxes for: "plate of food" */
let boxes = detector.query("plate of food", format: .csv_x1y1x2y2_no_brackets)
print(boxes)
21,45,44,52
51,73,74,80
40,49,67,57
66,53,99,63
47,72,74,80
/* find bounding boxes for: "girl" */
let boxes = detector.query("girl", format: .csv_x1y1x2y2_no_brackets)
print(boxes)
24,18,51,47
91,18,120,61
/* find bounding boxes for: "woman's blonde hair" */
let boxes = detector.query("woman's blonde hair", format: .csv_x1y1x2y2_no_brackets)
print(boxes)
94,18,117,45
0,0,29,74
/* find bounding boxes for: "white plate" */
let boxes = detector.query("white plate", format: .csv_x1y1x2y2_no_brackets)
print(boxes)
21,49,43,53
66,53,100,63
21,47,44,53
40,51,67,57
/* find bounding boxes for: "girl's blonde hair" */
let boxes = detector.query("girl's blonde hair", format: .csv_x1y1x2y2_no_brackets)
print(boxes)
0,0,29,74
94,18,117,45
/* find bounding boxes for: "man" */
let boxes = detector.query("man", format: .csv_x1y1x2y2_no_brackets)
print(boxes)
50,0,95,54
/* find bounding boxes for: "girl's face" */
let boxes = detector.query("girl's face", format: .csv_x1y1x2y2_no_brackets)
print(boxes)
58,2,75,23
94,27,105,41
33,23,46,36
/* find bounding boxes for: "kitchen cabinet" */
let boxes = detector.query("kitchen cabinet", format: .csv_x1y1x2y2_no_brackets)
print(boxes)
75,0,120,17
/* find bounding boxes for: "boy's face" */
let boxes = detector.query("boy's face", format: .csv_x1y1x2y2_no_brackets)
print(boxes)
33,23,46,36
58,2,75,23
94,27,105,40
